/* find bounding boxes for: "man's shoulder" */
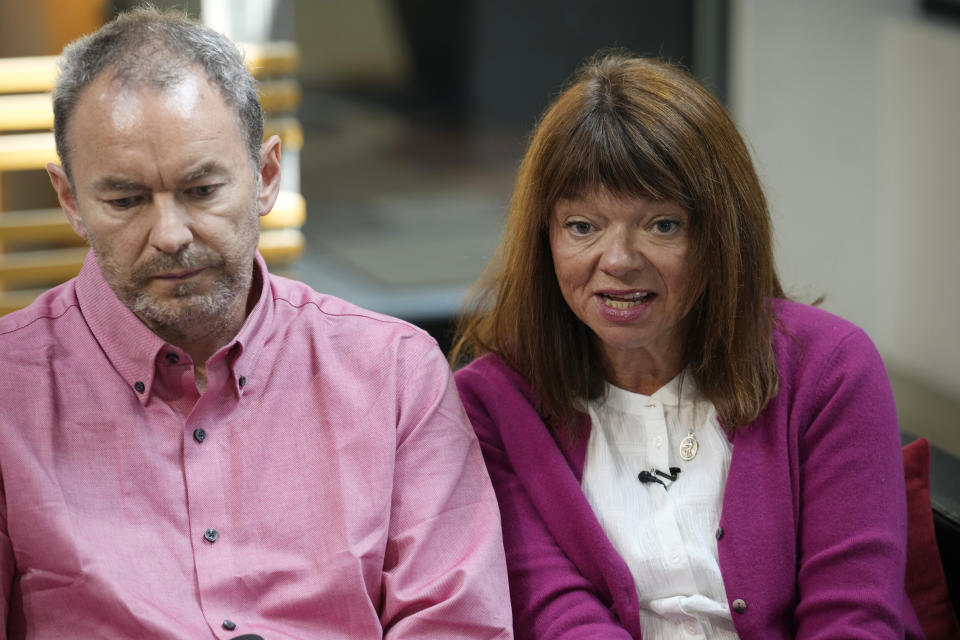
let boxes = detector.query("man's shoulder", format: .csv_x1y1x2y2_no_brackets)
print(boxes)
0,282,86,393
0,280,82,344
266,272,436,346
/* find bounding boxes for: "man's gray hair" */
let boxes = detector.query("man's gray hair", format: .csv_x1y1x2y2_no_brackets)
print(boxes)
53,6,263,177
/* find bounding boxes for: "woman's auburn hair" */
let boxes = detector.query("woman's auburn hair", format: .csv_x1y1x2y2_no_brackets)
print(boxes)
450,53,785,436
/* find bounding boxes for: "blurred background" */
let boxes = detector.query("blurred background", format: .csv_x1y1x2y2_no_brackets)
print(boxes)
0,0,957,458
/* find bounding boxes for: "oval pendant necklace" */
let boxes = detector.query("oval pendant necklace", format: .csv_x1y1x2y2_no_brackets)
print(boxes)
680,431,699,461
676,370,699,461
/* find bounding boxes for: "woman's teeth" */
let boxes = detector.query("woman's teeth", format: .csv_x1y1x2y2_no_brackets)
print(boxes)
601,292,652,309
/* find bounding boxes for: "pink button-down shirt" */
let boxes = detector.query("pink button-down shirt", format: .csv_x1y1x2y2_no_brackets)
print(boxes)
0,251,512,639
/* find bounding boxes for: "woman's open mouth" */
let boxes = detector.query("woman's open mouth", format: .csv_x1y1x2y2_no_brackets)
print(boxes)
599,291,655,309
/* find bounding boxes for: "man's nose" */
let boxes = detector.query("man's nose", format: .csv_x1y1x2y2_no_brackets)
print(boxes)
149,193,193,254
599,229,647,276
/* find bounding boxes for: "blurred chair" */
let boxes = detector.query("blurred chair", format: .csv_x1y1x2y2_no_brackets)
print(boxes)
903,436,960,639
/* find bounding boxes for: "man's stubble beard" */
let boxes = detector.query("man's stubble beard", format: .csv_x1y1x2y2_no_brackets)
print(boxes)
88,201,260,339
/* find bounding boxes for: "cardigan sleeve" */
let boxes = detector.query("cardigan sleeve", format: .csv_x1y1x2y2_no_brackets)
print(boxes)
455,363,635,640
792,328,912,639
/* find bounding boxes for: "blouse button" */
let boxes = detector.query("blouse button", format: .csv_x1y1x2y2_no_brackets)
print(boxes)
654,436,664,448
732,598,747,613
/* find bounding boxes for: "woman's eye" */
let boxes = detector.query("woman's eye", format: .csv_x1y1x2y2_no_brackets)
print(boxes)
653,220,679,234
566,221,593,236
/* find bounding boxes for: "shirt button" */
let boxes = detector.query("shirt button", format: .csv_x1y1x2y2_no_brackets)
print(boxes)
715,526,724,540
166,352,179,364
654,436,664,447
193,428,207,443
684,621,698,634
222,619,237,631
203,528,219,543
669,551,682,564
134,381,145,393
732,598,747,613
238,375,247,388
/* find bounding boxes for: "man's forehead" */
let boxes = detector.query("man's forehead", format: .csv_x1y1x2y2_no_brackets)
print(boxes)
67,66,242,154
82,68,212,120
64,66,252,190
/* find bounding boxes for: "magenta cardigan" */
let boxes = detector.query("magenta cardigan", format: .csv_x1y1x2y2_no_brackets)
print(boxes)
455,299,924,639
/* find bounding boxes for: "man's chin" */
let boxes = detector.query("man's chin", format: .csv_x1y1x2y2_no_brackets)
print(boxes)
112,264,253,335
127,292,229,331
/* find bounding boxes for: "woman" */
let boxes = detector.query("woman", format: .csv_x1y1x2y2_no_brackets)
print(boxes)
451,54,923,639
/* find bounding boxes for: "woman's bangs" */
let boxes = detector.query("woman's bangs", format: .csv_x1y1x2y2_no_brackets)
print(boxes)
546,110,689,207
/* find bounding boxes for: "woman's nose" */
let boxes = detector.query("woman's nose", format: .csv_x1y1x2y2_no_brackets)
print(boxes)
598,230,646,276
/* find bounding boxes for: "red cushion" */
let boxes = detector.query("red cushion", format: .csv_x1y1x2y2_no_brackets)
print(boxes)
903,437,960,639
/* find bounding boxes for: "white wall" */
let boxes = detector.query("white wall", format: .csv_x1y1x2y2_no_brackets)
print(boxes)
879,16,960,397
730,0,960,452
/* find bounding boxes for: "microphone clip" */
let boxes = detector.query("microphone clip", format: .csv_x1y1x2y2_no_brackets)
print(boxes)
637,467,681,489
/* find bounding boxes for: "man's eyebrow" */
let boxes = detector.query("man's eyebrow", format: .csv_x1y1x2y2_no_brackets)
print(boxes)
92,177,145,192
182,162,229,183
90,162,229,192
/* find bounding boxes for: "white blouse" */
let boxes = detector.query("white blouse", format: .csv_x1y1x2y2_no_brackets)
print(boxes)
582,375,739,639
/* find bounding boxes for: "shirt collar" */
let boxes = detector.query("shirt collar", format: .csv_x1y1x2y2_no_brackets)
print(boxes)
76,250,273,405
602,370,701,411
649,370,700,406
76,251,167,404
225,252,272,398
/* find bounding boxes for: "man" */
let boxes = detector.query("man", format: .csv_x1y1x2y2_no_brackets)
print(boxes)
0,8,511,638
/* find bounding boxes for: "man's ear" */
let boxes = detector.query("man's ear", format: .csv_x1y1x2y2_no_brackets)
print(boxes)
46,162,87,239
256,135,282,217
